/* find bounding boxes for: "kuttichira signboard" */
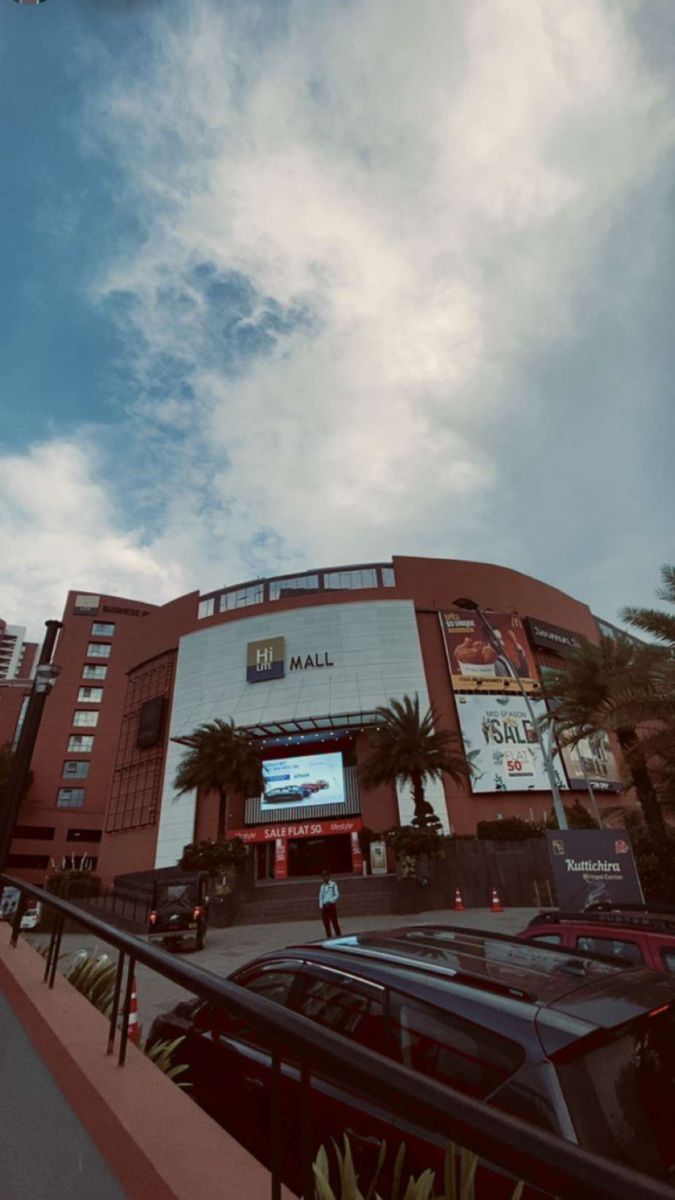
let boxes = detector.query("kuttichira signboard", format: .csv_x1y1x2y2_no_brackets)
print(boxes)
546,829,643,910
440,610,540,694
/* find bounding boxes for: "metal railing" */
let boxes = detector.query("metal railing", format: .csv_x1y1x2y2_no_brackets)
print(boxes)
2,872,675,1200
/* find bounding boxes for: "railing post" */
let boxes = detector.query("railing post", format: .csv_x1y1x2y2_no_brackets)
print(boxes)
300,1059,313,1200
43,913,60,981
48,914,65,989
107,950,126,1056
10,890,27,948
118,955,136,1066
270,1049,281,1200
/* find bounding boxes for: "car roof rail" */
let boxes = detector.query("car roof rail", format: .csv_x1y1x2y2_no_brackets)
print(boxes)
531,907,675,935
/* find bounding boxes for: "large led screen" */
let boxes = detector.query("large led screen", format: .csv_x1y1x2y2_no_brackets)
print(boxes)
455,694,569,794
261,751,346,811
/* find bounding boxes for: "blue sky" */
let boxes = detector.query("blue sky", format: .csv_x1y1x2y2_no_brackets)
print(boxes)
2,0,675,641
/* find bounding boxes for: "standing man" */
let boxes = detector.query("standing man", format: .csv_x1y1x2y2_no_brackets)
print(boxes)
319,870,342,937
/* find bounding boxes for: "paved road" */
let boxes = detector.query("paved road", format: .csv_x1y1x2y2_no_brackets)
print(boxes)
29,906,537,1037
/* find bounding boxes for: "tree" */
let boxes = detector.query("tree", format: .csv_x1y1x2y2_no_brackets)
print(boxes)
174,719,263,840
542,635,672,881
621,563,675,787
359,694,468,831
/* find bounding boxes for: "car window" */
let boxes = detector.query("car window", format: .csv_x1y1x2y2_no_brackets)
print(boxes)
660,948,675,974
197,969,298,1039
391,997,524,1099
575,935,643,965
529,933,562,945
295,975,388,1054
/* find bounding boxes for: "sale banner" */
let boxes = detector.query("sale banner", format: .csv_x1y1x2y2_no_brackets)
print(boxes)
440,610,540,694
455,693,568,794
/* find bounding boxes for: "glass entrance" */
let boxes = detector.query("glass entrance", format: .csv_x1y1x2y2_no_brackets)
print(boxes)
287,834,352,878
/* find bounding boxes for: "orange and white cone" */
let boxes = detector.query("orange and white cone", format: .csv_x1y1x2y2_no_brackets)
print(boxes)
453,887,465,912
128,975,140,1044
490,887,503,914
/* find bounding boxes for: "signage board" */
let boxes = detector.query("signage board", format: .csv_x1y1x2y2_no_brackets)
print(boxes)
558,729,623,791
246,636,285,682
455,693,568,794
440,610,540,694
524,618,585,656
73,594,100,616
370,841,388,875
228,816,363,843
546,829,643,910
261,751,346,811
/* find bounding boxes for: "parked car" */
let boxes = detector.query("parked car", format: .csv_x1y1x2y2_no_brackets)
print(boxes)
519,903,675,974
147,872,208,951
147,925,675,1194
263,785,311,804
0,886,42,930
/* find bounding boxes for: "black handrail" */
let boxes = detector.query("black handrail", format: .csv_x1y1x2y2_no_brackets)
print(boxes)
2,872,674,1200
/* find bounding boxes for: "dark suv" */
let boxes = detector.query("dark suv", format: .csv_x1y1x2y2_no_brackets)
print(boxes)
147,925,675,1194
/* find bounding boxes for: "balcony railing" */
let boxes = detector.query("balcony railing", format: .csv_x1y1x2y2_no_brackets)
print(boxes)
2,872,675,1200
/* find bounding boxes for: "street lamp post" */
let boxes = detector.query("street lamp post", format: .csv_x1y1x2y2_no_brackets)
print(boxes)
452,599,568,830
0,620,62,874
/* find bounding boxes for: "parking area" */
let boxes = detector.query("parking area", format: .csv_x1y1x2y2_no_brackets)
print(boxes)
25,906,537,1034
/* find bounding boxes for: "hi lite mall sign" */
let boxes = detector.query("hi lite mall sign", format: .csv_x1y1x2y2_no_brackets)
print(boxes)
246,636,335,682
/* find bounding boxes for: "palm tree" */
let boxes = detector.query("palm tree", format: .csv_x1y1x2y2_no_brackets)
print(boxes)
174,719,263,840
359,694,468,830
542,635,672,871
621,563,675,806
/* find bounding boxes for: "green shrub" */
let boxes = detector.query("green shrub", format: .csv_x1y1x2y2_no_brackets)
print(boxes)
384,825,446,861
476,817,540,841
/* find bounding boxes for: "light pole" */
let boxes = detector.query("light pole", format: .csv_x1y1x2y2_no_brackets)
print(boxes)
0,620,62,874
452,599,568,830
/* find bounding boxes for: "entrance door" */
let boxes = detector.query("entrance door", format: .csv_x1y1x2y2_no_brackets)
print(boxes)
287,835,352,877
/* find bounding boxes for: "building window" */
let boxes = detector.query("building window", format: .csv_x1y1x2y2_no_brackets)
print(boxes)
219,584,265,612
63,761,90,779
269,575,319,600
73,710,99,728
66,828,102,843
6,854,50,869
381,567,396,587
86,642,111,659
77,687,103,703
12,825,55,840
91,622,115,637
57,788,85,808
67,735,94,752
83,664,107,680
198,597,215,619
323,569,378,590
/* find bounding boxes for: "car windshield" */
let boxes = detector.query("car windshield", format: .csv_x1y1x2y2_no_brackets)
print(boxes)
154,883,195,911
558,1006,675,1181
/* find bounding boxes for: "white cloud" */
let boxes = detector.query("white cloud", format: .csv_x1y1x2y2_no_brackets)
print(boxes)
0,440,186,638
5,0,675,632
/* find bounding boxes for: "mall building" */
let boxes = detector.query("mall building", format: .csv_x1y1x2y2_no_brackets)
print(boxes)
1,557,629,886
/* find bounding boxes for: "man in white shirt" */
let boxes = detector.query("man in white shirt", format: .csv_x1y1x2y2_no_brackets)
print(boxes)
318,871,342,937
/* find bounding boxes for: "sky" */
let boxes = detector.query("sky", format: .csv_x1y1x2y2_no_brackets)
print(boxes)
2,0,674,643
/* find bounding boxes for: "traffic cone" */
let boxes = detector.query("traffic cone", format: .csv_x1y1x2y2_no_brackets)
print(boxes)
453,887,465,912
128,975,140,1044
490,887,503,914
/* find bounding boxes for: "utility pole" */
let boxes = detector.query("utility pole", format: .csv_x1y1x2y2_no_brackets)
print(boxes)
0,620,62,874
452,599,568,830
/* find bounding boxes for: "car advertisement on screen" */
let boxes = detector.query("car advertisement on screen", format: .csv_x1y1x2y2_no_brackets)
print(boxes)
455,694,568,794
440,611,540,694
261,751,346,810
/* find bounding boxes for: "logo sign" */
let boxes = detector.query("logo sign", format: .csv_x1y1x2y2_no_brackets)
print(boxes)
74,594,100,616
246,636,285,683
546,830,643,910
524,618,585,656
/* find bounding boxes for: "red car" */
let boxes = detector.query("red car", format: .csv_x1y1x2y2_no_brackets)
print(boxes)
520,904,675,974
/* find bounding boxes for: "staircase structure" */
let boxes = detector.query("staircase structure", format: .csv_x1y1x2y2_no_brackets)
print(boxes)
234,873,399,926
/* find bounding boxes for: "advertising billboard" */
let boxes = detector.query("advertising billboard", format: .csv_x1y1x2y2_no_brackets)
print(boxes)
440,611,540,694
558,730,624,792
454,694,568,794
261,751,346,811
546,830,643,909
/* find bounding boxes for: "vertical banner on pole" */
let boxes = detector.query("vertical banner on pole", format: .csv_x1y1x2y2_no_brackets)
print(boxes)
274,837,288,880
350,831,363,874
